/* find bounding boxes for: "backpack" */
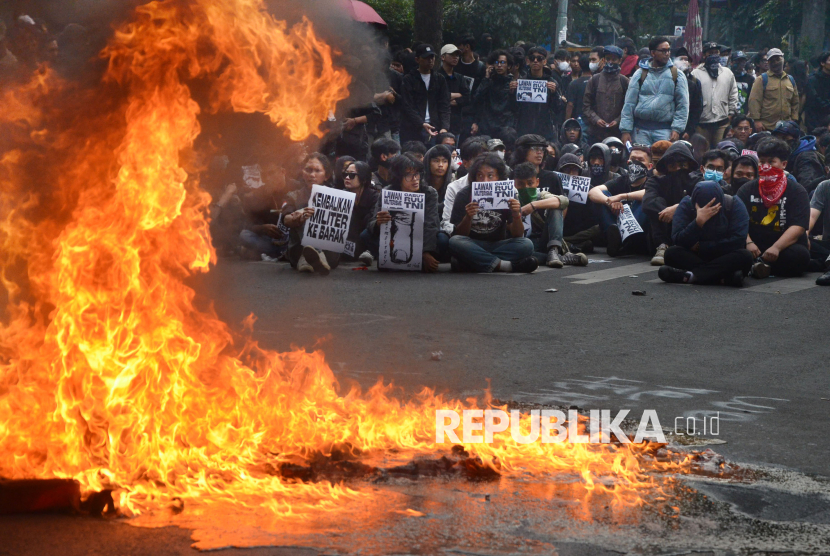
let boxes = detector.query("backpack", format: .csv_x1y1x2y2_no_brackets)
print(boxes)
639,65,678,87
761,72,796,91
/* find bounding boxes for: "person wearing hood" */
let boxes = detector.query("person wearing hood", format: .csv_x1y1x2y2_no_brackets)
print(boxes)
771,120,826,193
620,37,689,145
582,45,629,143
399,44,451,147
514,46,561,141
603,136,627,175
588,145,652,256
736,137,811,278
672,47,703,140
560,118,589,151
691,42,739,146
473,50,517,139
643,141,703,265
747,48,799,132
658,181,753,286
731,51,755,114
804,51,830,131
563,143,616,252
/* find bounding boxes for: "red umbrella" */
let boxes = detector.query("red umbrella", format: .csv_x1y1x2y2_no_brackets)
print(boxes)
340,0,387,26
683,0,703,65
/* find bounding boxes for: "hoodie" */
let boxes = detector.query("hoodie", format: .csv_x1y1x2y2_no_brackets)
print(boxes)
620,58,689,134
514,71,562,141
474,72,516,134
788,136,826,193
559,118,589,150
672,181,749,259
563,143,616,236
643,141,702,215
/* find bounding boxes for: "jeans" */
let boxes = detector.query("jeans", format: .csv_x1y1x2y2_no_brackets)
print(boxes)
632,127,672,145
360,229,450,263
665,246,753,284
448,235,534,272
239,229,286,258
529,209,565,260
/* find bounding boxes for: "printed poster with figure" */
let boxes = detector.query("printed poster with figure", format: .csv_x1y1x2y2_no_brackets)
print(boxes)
471,180,516,210
617,204,644,241
379,189,425,271
555,173,591,204
516,79,548,103
301,185,355,253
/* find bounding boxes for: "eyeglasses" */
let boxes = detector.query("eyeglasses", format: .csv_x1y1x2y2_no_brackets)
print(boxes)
529,56,545,62
494,60,508,66
343,172,358,179
402,172,421,181
529,146,546,153
654,48,672,54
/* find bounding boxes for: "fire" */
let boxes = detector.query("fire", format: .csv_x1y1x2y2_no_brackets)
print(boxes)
0,0,690,531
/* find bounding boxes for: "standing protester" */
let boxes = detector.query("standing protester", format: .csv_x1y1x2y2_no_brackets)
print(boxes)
691,42,738,146
474,50,516,140
399,44,451,146
455,35,487,140
548,49,572,129
747,48,799,133
620,37,689,145
619,38,639,78
770,120,826,194
565,55,591,123
514,46,561,141
582,45,629,143
731,51,754,114
437,44,473,138
804,51,830,132
673,47,702,141
570,51,583,79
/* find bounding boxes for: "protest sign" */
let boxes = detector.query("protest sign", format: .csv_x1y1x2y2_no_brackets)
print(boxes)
379,189,425,271
522,214,532,238
516,79,548,103
269,209,290,246
241,164,264,189
555,172,591,204
301,185,355,253
472,180,515,210
344,240,356,257
617,204,644,242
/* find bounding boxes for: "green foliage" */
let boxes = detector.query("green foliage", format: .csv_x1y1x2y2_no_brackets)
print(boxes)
364,0,415,47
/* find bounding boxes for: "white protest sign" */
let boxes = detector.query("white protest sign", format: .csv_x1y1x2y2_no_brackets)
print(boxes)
617,204,644,242
344,240,356,257
269,209,290,246
242,164,264,189
379,189,425,271
555,172,591,204
471,180,515,210
516,79,548,103
522,214,532,237
301,185,356,253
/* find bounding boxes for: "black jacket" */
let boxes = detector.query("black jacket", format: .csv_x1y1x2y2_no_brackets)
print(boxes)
643,142,703,214
805,70,830,130
367,183,441,254
684,72,703,137
474,73,516,133
400,69,452,138
437,67,472,135
514,72,561,141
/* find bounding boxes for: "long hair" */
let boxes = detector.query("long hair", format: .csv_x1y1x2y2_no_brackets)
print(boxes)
389,153,425,189
468,153,509,182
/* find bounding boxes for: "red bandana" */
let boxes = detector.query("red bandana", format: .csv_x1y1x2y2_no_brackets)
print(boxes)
758,164,787,208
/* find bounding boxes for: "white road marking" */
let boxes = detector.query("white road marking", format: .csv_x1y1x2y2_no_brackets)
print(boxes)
565,261,658,284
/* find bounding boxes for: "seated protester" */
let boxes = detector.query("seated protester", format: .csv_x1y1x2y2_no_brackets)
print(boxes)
564,142,617,253
649,139,672,169
333,156,356,190
370,137,401,190
588,145,652,256
513,162,586,268
728,155,759,195
510,134,563,193
402,140,427,162
560,142,584,164
282,153,338,275
340,161,380,265
487,138,507,161
697,149,731,193
689,133,710,163
745,130,771,151
603,136,627,175
237,157,292,260
731,114,754,145
448,153,538,273
736,138,811,278
424,144,454,206
543,141,560,171
808,179,830,282
560,118,589,150
643,141,703,265
658,181,753,287
441,138,488,235
364,154,444,272
770,120,826,194
436,131,457,147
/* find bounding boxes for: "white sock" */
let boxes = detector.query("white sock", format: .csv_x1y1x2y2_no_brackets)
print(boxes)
685,272,694,283
498,260,512,272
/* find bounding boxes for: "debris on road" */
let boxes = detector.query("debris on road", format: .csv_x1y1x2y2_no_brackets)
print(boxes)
545,288,558,293
430,351,443,361
632,290,647,296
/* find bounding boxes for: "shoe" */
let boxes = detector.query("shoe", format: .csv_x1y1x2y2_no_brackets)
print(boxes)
581,240,594,254
606,225,623,257
728,270,745,288
658,265,688,284
302,246,330,276
359,250,374,266
750,260,770,279
450,256,462,273
562,251,588,266
546,248,564,268
512,256,539,273
651,243,668,266
817,270,830,286
297,255,313,273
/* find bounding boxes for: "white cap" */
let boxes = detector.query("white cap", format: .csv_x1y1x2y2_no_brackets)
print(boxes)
441,44,461,56
766,48,784,60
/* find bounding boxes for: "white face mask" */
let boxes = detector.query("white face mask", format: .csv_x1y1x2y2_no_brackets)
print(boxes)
495,150,505,160
451,157,462,170
673,58,689,72
589,62,599,73
558,61,570,72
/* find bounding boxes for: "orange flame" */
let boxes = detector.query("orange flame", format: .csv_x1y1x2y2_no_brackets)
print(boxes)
0,0,689,527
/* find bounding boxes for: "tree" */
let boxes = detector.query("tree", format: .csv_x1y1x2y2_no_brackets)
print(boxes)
414,0,443,48
800,0,826,59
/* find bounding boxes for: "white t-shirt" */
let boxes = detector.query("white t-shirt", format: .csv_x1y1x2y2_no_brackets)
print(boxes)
420,73,431,123
441,174,469,234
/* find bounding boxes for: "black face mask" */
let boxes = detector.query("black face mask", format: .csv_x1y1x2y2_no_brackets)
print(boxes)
705,55,721,78
731,177,751,190
610,148,623,166
591,164,605,177
603,62,620,74
627,160,648,182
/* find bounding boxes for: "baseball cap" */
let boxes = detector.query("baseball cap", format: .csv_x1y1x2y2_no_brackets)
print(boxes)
673,46,689,58
766,48,785,60
703,41,720,53
771,120,802,139
719,44,732,53
440,44,461,56
414,44,436,58
487,138,505,151
732,50,748,61
557,153,583,172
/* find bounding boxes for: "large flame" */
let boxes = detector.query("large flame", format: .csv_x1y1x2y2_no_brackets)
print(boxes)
0,0,689,526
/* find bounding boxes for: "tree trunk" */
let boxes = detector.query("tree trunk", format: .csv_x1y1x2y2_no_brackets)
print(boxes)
550,0,559,48
413,0,443,50
800,0,826,59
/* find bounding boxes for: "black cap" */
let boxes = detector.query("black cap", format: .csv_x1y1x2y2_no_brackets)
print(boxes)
673,46,689,58
414,44,436,58
719,44,732,53
703,41,720,52
515,134,548,148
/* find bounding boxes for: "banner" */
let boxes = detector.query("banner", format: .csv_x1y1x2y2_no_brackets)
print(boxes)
555,173,591,204
617,204,644,242
517,79,548,103
301,185,356,253
379,189,425,271
472,180,515,210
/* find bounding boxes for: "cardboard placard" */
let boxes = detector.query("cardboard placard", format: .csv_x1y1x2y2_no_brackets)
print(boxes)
555,172,591,204
517,79,548,103
301,185,356,253
617,204,644,241
471,180,515,210
379,190,425,271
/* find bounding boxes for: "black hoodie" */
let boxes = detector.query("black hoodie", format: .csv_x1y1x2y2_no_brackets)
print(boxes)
474,72,516,133
643,141,703,215
563,143,616,236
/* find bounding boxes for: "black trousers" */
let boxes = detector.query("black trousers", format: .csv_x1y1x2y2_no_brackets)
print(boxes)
754,239,811,277
664,246,753,284
810,237,830,263
646,210,672,247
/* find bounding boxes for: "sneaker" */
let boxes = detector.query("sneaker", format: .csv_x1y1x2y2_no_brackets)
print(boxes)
606,225,623,257
297,255,313,273
561,252,588,266
658,265,689,284
728,270,745,288
302,245,330,276
512,256,539,273
651,243,668,266
546,248,564,268
750,260,771,279
359,250,374,266
580,240,594,254
817,270,830,286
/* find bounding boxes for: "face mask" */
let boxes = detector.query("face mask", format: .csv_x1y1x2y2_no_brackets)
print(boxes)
704,169,724,182
705,55,721,78
590,164,605,177
589,62,600,73
627,160,648,182
495,150,505,160
731,177,750,190
517,187,538,205
720,56,729,66
558,61,570,72
610,148,622,166
603,62,620,74
673,58,689,72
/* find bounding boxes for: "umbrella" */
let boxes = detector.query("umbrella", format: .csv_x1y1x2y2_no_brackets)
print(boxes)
683,0,703,65
340,0,387,26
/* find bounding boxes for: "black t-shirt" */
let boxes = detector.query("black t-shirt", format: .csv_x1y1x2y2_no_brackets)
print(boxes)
450,184,514,242
538,169,564,195
567,76,590,118
605,174,643,197
736,178,810,248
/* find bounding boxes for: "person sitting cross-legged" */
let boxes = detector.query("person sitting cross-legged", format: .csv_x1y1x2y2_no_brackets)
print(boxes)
658,181,754,287
808,178,830,285
448,153,538,273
